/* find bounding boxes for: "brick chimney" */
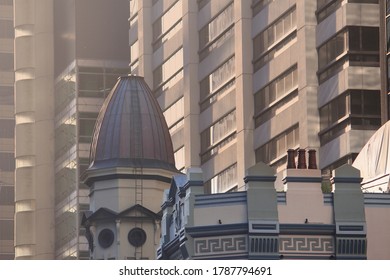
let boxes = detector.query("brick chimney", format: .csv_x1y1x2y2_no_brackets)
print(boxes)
297,149,307,169
286,149,296,169
308,149,317,169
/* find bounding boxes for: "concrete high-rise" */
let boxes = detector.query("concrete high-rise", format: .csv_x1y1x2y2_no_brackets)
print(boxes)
129,0,381,190
0,0,15,260
380,0,390,122
52,0,129,260
14,0,129,259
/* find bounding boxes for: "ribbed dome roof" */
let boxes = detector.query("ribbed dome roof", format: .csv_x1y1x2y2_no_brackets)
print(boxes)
88,75,176,171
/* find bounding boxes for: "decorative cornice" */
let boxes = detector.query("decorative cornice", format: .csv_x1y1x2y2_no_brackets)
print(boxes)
186,223,248,237
244,175,276,183
364,193,390,206
194,192,247,207
85,172,173,186
282,176,323,184
330,177,362,184
279,224,336,235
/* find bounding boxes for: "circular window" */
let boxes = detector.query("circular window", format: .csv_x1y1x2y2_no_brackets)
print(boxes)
98,228,114,249
128,228,147,247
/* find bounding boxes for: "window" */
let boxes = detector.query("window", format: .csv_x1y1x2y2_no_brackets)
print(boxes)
79,112,98,143
255,124,299,164
153,48,183,89
321,153,358,180
318,30,347,70
253,31,297,71
0,220,13,240
253,7,296,60
130,40,139,62
204,164,237,193
316,0,341,23
0,20,14,38
163,97,184,129
55,114,76,157
387,17,390,53
0,186,14,205
199,3,234,60
200,56,235,111
317,26,379,83
317,0,378,23
0,53,13,71
0,0,13,5
197,0,210,10
0,86,13,105
174,146,185,171
200,110,236,163
320,93,348,131
319,90,381,145
153,0,182,49
254,65,298,127
0,119,14,138
254,65,298,112
388,56,390,92
349,26,379,52
388,0,390,15
78,67,127,99
252,0,274,16
130,0,138,19
0,152,15,171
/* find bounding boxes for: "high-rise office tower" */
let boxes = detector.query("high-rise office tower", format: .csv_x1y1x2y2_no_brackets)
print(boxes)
0,0,15,260
129,0,381,190
316,0,381,176
14,0,129,259
52,0,129,260
380,0,390,122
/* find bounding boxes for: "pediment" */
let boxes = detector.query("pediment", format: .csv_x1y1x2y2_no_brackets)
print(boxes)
167,174,188,204
82,208,118,224
119,204,162,220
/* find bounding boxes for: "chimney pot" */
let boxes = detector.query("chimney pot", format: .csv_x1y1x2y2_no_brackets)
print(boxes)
308,149,317,169
287,149,296,169
297,149,307,169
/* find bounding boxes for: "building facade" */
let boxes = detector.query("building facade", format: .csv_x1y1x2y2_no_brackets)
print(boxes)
380,0,390,122
129,0,382,192
13,0,129,259
0,0,15,260
53,0,130,260
159,152,390,260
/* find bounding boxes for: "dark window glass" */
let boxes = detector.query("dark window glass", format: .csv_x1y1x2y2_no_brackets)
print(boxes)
388,56,390,92
0,152,15,171
351,91,363,114
319,90,381,144
0,20,14,38
0,220,13,240
0,119,15,138
0,0,13,5
0,53,13,71
387,0,390,15
362,91,380,115
361,27,379,51
78,73,104,91
0,186,14,205
0,86,14,105
98,229,114,249
349,26,379,51
348,27,360,51
387,17,390,53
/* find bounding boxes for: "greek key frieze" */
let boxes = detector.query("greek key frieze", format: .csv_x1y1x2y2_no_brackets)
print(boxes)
280,236,334,253
194,236,247,255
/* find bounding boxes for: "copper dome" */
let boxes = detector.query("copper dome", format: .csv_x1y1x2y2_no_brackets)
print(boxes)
88,75,176,171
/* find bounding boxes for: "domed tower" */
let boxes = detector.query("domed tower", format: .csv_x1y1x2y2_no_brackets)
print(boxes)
82,75,178,260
